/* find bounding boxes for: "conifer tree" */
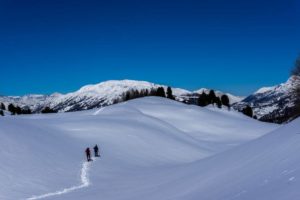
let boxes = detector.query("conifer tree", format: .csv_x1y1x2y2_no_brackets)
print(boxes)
198,92,208,107
208,90,216,105
215,97,222,108
166,86,175,100
156,87,166,97
149,88,157,96
242,105,253,118
221,94,230,108
124,90,131,101
15,106,22,115
8,103,16,115
0,103,5,110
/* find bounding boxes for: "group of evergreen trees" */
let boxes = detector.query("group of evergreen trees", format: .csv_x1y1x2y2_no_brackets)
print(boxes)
198,90,230,109
0,102,28,116
120,87,255,119
197,90,256,118
7,103,32,115
0,102,57,115
41,107,56,113
121,86,174,102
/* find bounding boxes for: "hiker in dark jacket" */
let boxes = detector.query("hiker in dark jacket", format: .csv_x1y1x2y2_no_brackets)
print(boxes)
93,145,100,157
85,147,91,161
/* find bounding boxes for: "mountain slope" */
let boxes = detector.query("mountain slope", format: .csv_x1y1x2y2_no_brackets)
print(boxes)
49,80,192,112
234,76,300,123
0,80,241,113
0,97,276,200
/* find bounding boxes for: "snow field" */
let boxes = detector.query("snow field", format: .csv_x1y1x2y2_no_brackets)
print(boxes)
0,97,279,200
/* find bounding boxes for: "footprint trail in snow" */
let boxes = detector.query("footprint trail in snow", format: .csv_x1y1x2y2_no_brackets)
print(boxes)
26,159,94,200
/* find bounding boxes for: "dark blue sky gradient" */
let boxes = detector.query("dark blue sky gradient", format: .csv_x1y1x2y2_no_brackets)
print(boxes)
0,0,299,96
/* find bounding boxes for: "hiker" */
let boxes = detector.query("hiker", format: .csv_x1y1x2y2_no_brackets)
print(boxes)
85,147,91,161
93,144,100,157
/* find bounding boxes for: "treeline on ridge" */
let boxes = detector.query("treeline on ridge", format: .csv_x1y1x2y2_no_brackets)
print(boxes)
0,86,254,118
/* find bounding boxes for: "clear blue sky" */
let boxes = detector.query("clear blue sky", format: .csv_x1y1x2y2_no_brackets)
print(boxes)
0,0,299,96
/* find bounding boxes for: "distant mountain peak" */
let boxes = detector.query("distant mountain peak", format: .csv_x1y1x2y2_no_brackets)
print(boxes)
254,86,276,94
77,79,157,93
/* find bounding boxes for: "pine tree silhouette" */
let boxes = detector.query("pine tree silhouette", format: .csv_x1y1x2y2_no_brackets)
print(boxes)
166,87,175,100
198,92,209,107
0,103,5,110
215,97,222,108
156,87,166,97
208,90,216,105
242,105,253,118
221,94,230,109
8,103,16,115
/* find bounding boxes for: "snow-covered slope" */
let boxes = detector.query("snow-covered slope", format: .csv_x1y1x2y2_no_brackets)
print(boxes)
137,116,300,200
234,76,300,123
0,97,277,200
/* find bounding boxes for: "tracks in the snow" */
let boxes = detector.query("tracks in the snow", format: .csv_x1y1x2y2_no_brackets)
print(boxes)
26,159,94,200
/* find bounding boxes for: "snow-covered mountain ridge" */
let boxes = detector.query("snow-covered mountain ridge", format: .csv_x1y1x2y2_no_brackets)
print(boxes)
234,76,300,123
2,77,298,123
0,79,240,113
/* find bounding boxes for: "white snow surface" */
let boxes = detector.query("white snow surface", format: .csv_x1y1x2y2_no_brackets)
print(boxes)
27,160,92,200
1,97,290,200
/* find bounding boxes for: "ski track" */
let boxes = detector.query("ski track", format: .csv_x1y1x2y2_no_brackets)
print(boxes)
26,159,94,200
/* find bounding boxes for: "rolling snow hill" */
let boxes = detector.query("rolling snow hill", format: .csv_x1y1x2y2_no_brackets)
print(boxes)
0,97,278,200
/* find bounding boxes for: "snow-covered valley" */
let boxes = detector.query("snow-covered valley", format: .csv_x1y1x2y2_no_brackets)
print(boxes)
2,97,300,200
